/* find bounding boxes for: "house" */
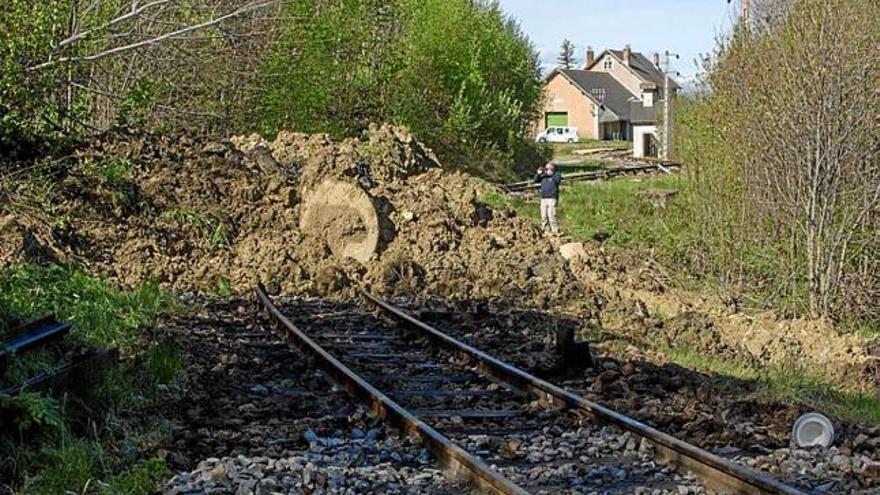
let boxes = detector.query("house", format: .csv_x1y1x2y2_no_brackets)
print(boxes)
537,45,678,158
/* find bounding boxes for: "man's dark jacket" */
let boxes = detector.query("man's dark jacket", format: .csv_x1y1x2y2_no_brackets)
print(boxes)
534,171,563,199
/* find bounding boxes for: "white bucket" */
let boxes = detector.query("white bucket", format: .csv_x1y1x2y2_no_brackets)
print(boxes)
792,412,835,448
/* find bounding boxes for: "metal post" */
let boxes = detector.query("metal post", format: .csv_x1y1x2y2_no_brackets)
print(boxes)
663,68,670,161
661,51,678,161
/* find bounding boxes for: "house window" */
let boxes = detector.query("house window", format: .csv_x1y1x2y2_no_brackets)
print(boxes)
604,59,613,70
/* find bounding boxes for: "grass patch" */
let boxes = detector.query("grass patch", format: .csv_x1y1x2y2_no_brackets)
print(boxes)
19,438,170,495
214,276,232,298
0,264,171,349
558,175,687,246
663,345,880,425
74,156,134,187
481,190,540,224
0,264,180,494
161,208,230,249
550,140,630,156
504,174,693,255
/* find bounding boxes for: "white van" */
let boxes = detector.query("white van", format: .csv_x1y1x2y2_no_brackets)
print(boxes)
536,127,579,144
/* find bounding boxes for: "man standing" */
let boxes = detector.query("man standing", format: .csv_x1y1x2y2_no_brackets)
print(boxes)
535,161,562,234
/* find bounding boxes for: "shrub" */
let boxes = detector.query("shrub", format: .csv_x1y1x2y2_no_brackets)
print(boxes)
674,0,879,322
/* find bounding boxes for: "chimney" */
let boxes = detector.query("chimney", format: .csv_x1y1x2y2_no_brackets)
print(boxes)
653,52,661,68
623,45,632,66
585,47,595,68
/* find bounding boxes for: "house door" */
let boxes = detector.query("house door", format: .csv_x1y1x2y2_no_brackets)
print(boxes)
643,134,658,158
545,112,569,128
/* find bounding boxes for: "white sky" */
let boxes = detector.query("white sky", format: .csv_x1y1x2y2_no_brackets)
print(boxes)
497,0,742,79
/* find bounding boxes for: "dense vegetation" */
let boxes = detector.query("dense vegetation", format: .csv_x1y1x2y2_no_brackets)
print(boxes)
673,0,879,324
260,0,544,175
0,0,545,177
0,265,180,493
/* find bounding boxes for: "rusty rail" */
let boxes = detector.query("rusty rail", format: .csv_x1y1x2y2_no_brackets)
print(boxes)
1,349,117,397
363,292,807,495
503,163,679,192
255,285,530,495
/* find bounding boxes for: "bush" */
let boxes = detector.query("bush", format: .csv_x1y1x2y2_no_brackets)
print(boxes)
0,265,180,493
0,1,79,161
674,0,879,323
257,0,545,178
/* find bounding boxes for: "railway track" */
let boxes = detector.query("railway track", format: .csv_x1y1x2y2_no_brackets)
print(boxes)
503,163,680,193
256,286,806,495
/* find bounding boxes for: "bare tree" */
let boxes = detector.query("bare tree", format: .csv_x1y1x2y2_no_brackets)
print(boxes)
677,0,879,320
18,0,284,134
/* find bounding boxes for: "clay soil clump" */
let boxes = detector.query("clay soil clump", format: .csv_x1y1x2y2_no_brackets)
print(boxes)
1,125,590,314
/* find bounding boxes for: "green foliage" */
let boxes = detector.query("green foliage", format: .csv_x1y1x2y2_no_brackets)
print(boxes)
258,0,400,138
0,392,65,432
160,208,230,249
117,79,166,128
215,276,232,298
0,264,170,349
0,1,76,159
100,457,170,495
23,438,101,495
673,0,879,321
0,264,179,493
74,156,134,187
258,0,544,177
17,438,168,495
143,343,185,387
3,0,544,179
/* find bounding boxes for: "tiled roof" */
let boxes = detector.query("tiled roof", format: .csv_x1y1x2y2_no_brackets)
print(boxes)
607,50,679,90
559,69,639,121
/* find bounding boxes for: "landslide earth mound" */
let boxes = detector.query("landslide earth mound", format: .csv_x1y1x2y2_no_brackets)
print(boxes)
3,126,875,387
0,125,591,314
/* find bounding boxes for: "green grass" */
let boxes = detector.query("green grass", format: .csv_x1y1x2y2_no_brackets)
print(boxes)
663,345,880,425
0,264,181,494
19,438,170,495
0,264,171,349
161,208,230,249
74,156,134,187
505,174,694,256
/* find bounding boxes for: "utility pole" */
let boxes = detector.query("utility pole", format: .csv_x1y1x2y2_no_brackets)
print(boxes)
729,0,750,22
661,51,679,161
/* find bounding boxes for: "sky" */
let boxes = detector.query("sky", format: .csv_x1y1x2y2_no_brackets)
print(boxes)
497,0,742,82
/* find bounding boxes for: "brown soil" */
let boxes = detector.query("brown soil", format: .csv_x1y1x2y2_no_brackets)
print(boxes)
566,243,879,386
0,126,587,311
1,125,875,388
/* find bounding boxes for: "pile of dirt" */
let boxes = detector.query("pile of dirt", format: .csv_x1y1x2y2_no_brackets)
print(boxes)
566,242,879,386
0,125,591,314
4,126,873,386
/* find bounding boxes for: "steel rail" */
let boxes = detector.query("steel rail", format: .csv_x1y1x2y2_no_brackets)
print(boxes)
1,349,117,397
504,164,678,192
254,285,531,495
363,292,807,495
0,317,71,362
